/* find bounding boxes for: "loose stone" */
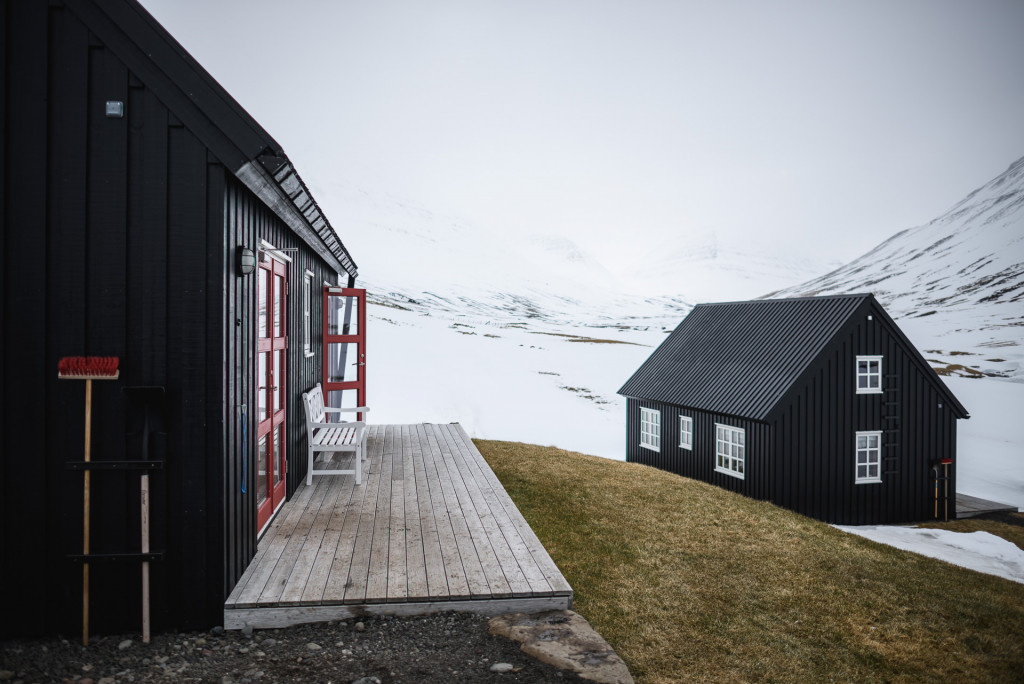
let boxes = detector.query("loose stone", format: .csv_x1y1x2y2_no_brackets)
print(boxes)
118,639,133,650
490,662,515,673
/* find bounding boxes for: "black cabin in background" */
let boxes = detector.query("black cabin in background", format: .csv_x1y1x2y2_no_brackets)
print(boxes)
618,294,969,525
1,0,359,636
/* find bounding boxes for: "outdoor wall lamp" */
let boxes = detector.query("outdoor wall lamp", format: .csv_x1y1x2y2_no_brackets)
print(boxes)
236,247,256,275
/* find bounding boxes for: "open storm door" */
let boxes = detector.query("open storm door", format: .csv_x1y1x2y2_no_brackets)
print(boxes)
256,256,288,533
323,287,367,418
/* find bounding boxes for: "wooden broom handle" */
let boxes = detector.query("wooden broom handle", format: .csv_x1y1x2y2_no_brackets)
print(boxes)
83,379,92,646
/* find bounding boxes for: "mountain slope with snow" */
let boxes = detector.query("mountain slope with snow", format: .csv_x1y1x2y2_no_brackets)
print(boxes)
309,160,1024,523
768,156,1024,380
314,177,692,329
617,231,839,304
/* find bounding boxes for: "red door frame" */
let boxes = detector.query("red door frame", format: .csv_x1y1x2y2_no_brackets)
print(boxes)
257,256,288,532
322,287,366,418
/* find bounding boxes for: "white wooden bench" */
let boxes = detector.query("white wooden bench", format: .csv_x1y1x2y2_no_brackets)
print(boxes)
301,383,370,486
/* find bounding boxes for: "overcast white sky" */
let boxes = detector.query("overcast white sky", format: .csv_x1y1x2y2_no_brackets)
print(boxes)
140,0,1024,267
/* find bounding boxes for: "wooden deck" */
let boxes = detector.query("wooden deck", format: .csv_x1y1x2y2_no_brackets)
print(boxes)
956,492,1019,519
224,423,572,629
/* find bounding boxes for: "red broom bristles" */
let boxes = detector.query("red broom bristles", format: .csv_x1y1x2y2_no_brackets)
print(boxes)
58,356,120,379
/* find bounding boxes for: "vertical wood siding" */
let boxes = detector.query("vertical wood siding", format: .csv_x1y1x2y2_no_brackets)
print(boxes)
625,399,771,499
220,177,340,603
0,3,355,637
624,299,959,525
770,299,958,524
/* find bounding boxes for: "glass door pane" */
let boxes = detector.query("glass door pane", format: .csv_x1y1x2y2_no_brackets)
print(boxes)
273,427,283,487
273,350,283,412
258,268,269,337
327,295,358,335
258,352,269,422
274,275,284,337
328,342,360,383
257,436,268,506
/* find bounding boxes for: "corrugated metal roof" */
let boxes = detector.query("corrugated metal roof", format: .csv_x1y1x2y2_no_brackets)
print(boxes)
618,294,868,420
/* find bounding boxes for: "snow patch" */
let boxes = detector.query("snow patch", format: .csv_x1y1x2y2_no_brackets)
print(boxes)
835,525,1024,585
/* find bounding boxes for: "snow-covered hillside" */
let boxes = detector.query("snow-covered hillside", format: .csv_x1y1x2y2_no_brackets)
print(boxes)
317,177,692,327
615,231,839,303
311,157,1024,524
768,156,1024,381
318,178,837,324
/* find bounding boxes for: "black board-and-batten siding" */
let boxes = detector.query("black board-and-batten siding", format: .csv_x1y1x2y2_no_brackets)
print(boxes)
622,296,967,525
1,0,356,637
222,177,348,611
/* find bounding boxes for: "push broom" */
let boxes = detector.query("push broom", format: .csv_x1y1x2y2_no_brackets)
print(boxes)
58,356,119,646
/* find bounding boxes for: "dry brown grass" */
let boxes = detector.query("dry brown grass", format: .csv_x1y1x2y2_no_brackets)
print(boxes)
528,331,646,345
477,440,1024,684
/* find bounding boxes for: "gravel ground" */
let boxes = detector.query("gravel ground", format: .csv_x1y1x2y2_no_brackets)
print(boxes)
0,613,586,684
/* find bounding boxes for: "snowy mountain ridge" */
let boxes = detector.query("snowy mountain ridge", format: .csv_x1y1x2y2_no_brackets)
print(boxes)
317,177,691,330
316,177,834,329
767,155,1024,380
311,157,1024,517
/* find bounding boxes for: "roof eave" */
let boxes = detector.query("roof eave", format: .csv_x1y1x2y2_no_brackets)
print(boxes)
75,0,358,278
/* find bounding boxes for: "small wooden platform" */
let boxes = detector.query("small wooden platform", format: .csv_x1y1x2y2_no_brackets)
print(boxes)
224,423,572,629
956,493,1019,519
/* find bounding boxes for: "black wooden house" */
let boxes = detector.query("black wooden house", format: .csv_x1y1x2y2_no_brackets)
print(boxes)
619,294,969,525
1,0,361,636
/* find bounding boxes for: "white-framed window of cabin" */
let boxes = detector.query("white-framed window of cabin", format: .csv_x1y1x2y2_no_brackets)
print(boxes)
303,270,315,357
856,355,883,394
679,415,693,450
855,430,883,484
715,424,745,479
639,407,661,452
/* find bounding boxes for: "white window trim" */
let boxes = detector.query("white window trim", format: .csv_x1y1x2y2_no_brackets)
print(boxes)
303,270,315,358
679,415,693,450
855,430,883,484
715,423,745,480
856,355,883,394
639,407,661,452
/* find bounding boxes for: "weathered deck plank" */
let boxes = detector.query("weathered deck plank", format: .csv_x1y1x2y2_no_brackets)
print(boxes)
438,423,537,596
321,424,384,603
414,423,454,599
279,456,354,604
434,423,514,598
424,424,490,598
224,423,572,629
449,424,572,595
401,424,429,600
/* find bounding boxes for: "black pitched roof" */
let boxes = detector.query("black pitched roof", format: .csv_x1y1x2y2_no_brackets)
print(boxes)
618,294,968,421
66,0,357,278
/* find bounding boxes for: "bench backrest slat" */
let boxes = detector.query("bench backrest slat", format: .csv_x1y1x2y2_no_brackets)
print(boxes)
302,383,328,431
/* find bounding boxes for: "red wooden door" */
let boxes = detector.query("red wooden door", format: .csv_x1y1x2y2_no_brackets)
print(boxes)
323,288,366,417
257,256,288,532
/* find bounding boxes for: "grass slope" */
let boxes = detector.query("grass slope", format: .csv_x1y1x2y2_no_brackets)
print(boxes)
477,440,1024,684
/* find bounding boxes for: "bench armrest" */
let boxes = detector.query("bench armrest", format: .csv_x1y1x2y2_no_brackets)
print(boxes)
323,406,370,414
